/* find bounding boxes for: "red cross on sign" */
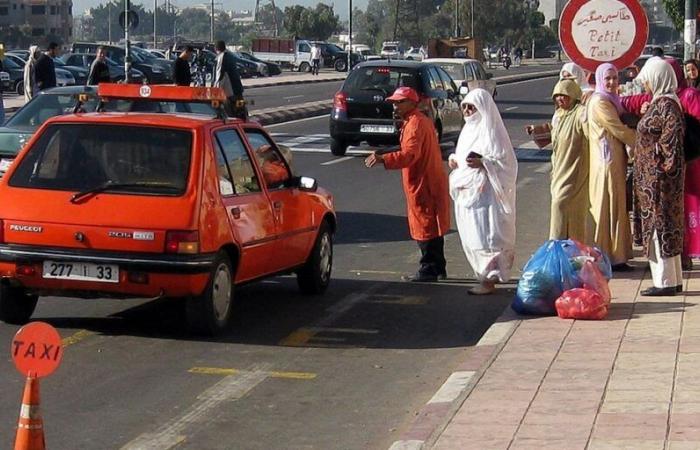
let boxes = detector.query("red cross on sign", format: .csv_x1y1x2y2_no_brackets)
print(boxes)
11,322,63,378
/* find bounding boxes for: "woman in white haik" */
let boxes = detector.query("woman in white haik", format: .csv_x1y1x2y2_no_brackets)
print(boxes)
448,88,518,295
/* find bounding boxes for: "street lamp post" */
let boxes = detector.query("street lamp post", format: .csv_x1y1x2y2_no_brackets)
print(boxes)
470,0,474,37
153,0,157,49
210,0,214,42
685,0,697,60
348,0,352,72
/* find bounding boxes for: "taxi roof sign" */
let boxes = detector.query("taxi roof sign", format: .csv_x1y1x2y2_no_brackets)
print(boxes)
97,84,227,102
11,322,63,378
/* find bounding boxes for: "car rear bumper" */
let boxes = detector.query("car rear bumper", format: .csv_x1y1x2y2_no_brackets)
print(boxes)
0,244,214,298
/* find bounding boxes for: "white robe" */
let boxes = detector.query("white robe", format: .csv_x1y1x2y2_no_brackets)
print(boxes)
449,89,518,282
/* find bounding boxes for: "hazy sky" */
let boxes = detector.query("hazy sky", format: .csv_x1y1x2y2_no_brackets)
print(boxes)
74,0,362,19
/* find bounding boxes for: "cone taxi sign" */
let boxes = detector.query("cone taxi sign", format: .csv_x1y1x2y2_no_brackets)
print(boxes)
11,322,62,378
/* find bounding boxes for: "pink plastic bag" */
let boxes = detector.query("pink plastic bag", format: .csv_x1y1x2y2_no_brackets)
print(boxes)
579,261,611,305
555,288,608,320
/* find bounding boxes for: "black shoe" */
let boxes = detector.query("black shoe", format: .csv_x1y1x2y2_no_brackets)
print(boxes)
612,263,635,272
402,273,438,283
438,270,447,280
640,286,676,296
677,285,683,293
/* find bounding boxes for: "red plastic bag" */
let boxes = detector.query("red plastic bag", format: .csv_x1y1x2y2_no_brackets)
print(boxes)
555,288,608,320
579,261,611,305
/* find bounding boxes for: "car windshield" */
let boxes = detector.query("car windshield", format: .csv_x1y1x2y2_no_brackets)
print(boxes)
3,57,21,70
437,63,466,81
383,46,397,52
53,58,66,67
344,67,419,95
9,124,192,195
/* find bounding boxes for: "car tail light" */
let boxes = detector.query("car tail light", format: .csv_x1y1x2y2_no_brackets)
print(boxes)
165,230,199,254
376,67,390,74
333,91,348,112
17,265,36,276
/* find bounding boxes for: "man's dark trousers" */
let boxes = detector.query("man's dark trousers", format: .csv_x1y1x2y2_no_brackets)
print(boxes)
417,236,446,277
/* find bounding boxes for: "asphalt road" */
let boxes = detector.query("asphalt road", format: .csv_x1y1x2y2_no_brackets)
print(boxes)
0,76,558,449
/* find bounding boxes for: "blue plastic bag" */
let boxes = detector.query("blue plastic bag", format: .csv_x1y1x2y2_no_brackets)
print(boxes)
512,240,581,315
560,239,613,280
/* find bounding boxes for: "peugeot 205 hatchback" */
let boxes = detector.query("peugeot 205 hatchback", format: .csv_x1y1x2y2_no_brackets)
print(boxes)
0,84,336,335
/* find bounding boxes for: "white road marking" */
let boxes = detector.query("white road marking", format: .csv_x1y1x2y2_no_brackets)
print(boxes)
389,440,424,450
283,95,304,100
427,371,476,404
121,365,271,450
265,114,330,127
321,156,354,165
505,106,519,111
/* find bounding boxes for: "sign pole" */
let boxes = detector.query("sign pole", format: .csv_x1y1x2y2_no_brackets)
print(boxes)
153,0,157,50
348,0,352,72
125,0,131,83
685,0,697,61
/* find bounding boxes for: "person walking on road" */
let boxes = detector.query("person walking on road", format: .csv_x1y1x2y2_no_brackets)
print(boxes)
448,88,517,295
87,46,110,85
34,42,58,92
174,46,193,86
587,63,637,271
213,40,245,119
365,86,450,282
23,45,40,102
310,43,322,76
633,58,685,296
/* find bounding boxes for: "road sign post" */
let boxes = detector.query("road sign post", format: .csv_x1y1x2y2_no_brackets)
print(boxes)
559,0,648,72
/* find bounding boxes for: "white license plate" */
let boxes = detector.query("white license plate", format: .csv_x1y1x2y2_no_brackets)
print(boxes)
42,261,119,283
360,124,395,134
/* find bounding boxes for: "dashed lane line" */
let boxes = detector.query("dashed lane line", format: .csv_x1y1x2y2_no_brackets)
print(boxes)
188,367,317,380
321,156,355,165
61,330,95,347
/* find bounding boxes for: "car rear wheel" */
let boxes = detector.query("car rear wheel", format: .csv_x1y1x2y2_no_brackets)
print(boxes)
0,283,38,325
330,137,348,156
334,59,347,72
15,80,24,96
299,62,311,73
186,252,234,335
297,222,333,295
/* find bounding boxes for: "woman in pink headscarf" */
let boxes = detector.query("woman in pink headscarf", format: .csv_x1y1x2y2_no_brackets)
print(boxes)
622,57,700,270
587,63,637,270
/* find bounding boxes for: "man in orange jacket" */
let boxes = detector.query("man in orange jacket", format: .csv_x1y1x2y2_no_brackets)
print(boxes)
365,87,451,282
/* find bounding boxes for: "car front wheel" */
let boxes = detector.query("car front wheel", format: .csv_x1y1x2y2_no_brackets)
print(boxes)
297,223,333,294
330,137,348,156
334,59,347,72
15,80,24,96
186,252,234,335
0,283,38,325
299,62,311,73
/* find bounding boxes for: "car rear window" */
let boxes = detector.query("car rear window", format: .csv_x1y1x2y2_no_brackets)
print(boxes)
344,67,420,95
9,124,192,195
437,63,466,81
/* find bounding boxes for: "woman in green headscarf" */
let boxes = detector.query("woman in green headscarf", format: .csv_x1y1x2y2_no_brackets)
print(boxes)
548,78,590,241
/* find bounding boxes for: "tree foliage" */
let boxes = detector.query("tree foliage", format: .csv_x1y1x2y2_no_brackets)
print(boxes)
662,0,684,32
282,3,340,41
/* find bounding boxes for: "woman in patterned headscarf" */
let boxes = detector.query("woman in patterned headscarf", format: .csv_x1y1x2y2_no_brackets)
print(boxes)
634,58,686,296
587,63,637,270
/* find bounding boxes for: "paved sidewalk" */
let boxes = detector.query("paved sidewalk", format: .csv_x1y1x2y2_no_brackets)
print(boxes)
411,258,700,449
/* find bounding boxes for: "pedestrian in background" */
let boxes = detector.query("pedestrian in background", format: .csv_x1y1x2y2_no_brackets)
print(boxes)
310,43,322,76
448,88,517,295
685,59,700,89
174,46,193,86
633,58,685,296
587,63,636,271
23,45,39,102
34,42,58,92
213,40,244,118
514,47,523,67
87,46,110,85
365,86,450,282
538,79,590,242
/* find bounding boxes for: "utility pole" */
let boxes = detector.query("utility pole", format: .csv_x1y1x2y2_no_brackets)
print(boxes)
108,2,112,44
210,0,214,42
125,0,132,83
153,0,157,49
685,0,697,60
348,0,352,72
470,0,474,37
454,0,459,37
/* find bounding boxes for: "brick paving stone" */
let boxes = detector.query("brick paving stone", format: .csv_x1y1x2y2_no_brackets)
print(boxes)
467,387,538,402
668,442,700,449
618,340,680,353
672,403,700,413
509,437,588,450
594,413,668,428
433,436,511,450
600,402,669,414
515,422,593,440
527,394,602,416
669,388,700,403
604,389,672,403
539,369,610,392
521,411,596,426
592,423,668,441
588,439,665,450
670,424,700,441
451,399,531,425
437,422,520,440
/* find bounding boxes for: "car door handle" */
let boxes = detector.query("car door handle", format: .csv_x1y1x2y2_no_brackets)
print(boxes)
273,201,282,209
230,207,241,219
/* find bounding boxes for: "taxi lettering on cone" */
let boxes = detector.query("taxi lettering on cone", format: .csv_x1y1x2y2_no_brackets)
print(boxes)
11,322,63,450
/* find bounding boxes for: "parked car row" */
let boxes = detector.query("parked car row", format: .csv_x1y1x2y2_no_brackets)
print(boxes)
2,52,79,95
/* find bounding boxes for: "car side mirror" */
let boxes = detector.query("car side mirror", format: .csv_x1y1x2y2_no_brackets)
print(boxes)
459,84,469,96
486,73,493,79
294,176,317,192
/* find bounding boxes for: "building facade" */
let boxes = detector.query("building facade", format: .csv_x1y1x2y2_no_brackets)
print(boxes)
538,0,566,27
0,0,73,43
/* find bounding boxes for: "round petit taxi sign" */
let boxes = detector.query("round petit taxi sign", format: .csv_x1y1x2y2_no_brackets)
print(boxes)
139,85,152,97
559,0,648,72
11,322,63,378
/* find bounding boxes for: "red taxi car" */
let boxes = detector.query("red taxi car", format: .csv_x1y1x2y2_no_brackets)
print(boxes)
0,85,336,335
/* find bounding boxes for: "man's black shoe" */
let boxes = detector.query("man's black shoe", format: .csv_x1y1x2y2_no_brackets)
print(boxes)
402,273,438,282
612,263,635,272
640,286,676,296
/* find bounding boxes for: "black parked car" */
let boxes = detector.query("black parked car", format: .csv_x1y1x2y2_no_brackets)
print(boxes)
329,60,464,156
61,53,145,83
52,57,89,85
313,42,362,72
71,42,173,83
237,51,282,76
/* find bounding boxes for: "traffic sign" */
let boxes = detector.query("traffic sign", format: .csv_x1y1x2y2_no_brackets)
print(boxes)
11,322,62,378
119,10,139,31
559,0,649,72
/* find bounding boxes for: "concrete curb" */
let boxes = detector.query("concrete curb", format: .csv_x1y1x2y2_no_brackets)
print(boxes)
388,307,524,450
250,69,560,126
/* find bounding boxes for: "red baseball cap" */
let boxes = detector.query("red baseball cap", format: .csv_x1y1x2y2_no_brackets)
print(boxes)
386,86,420,103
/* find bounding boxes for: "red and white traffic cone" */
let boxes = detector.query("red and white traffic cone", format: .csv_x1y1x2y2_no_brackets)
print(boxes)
14,376,45,450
